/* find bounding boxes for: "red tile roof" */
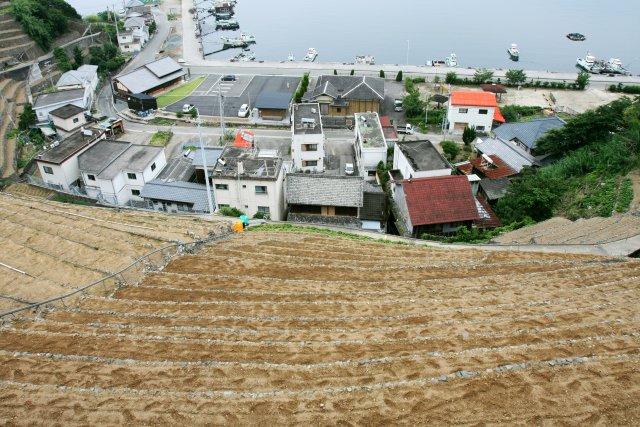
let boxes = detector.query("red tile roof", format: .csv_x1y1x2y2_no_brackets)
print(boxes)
455,161,474,175
474,195,502,229
470,154,517,179
450,91,498,107
402,175,479,226
493,108,505,123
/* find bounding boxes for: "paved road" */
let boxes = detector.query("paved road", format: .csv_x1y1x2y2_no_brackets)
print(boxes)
121,9,170,74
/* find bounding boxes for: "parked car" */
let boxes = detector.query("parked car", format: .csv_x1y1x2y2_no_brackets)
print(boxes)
394,99,404,112
182,104,195,113
238,104,250,117
221,74,236,81
345,163,355,175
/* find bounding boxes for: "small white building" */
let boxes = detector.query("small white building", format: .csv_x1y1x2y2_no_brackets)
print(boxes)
291,103,325,173
447,91,505,133
211,146,286,220
56,65,99,93
392,140,452,180
48,104,87,137
34,87,92,124
354,112,387,181
35,128,106,191
118,29,146,53
78,140,166,206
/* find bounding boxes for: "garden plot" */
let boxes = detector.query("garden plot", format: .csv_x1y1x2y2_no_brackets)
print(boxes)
1,229,639,425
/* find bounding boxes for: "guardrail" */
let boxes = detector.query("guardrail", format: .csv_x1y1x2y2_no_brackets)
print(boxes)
0,232,232,320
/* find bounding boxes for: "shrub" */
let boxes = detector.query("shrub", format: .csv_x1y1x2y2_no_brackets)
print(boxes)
253,211,266,219
176,110,184,118
350,69,355,76
395,70,403,82
441,140,460,161
445,72,458,85
218,207,244,217
462,126,477,144
379,69,385,78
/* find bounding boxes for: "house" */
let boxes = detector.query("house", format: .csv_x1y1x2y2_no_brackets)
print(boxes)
191,146,224,185
211,146,286,220
48,104,86,136
479,177,511,202
34,87,92,123
473,136,539,173
140,180,213,213
78,140,166,206
56,65,99,93
392,140,452,181
493,116,566,155
291,103,325,172
455,154,517,180
255,91,293,121
393,175,480,236
361,181,386,231
379,116,399,144
118,30,145,53
124,0,144,8
286,174,364,227
35,127,107,191
113,57,186,96
304,75,384,117
447,91,505,133
354,112,387,181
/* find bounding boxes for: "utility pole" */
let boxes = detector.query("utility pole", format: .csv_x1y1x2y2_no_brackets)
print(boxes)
196,107,216,215
218,83,225,143
406,40,409,66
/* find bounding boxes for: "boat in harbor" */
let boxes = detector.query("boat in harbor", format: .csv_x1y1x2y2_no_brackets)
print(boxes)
230,50,256,62
445,53,458,67
287,53,295,62
566,33,586,41
355,55,375,65
221,32,256,48
215,18,239,30
304,48,318,62
507,43,519,61
576,52,603,74
601,57,631,75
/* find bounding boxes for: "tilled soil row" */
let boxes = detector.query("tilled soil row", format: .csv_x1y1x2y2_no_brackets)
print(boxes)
0,357,637,426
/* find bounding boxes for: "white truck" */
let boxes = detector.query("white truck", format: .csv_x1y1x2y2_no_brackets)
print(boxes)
396,123,414,134
394,99,404,112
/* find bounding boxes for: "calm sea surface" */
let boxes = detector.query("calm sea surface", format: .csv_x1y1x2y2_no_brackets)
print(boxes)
68,0,640,74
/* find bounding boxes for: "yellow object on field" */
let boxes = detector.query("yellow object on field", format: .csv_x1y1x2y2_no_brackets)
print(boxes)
233,221,244,233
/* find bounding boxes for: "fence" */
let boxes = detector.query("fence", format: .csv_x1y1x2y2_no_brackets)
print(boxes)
0,232,232,320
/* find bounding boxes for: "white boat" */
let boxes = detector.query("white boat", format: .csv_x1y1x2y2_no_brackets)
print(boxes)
355,55,375,65
304,48,318,62
602,58,630,75
445,53,458,67
287,53,295,61
220,32,256,48
576,52,603,73
507,43,519,60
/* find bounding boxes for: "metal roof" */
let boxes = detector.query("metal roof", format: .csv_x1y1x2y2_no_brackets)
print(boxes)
255,91,293,110
34,88,86,109
49,104,85,119
115,57,186,94
473,136,539,172
287,174,364,207
493,116,566,150
140,180,212,212
191,147,224,168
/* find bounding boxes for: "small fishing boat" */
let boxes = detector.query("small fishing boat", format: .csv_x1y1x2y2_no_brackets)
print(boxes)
287,53,295,62
220,32,256,48
304,48,318,62
576,52,603,74
566,33,586,41
355,55,375,65
507,43,519,61
445,53,458,67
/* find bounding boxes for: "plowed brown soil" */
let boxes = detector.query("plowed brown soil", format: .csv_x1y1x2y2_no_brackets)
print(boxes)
1,230,639,425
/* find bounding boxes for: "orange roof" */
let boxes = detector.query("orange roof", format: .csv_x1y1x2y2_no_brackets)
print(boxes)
493,108,505,123
450,91,498,107
234,130,254,148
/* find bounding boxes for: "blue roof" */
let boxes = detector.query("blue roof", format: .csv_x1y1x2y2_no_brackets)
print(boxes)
140,180,212,212
191,147,224,168
493,116,566,151
255,91,292,110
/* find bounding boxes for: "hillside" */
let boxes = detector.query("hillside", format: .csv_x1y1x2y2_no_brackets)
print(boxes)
1,226,639,424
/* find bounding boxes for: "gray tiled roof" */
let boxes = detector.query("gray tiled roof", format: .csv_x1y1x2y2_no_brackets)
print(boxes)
34,88,85,109
397,140,450,172
493,116,566,150
479,177,510,200
308,75,384,101
255,91,292,110
473,136,538,172
287,174,364,207
56,65,98,88
49,104,85,119
140,180,212,212
115,57,185,94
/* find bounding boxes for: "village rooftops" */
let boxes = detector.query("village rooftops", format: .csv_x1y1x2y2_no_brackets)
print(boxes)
293,103,323,135
468,154,517,179
355,112,385,148
36,127,106,165
474,136,539,172
397,140,450,172
191,146,224,169
140,180,211,212
114,57,186,94
287,174,364,207
34,88,86,109
78,140,163,179
213,146,282,180
49,104,85,120
493,116,566,151
450,91,498,107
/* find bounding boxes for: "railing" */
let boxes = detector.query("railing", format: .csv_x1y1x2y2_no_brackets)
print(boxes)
0,232,232,320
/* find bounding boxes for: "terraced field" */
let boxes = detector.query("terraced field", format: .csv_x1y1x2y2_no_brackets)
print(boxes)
1,230,639,425
0,191,229,311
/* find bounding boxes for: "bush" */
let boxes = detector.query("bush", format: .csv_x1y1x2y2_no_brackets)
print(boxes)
500,105,544,122
609,84,640,94
395,70,403,82
441,140,460,161
462,126,476,144
253,211,266,219
411,76,426,83
379,69,385,78
445,72,458,85
350,69,355,76
218,207,244,217
176,111,184,118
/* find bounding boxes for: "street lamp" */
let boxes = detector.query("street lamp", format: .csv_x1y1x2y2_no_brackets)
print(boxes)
195,107,216,215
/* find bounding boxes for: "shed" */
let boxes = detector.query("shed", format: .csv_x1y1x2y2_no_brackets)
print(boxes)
126,93,158,111
255,91,292,120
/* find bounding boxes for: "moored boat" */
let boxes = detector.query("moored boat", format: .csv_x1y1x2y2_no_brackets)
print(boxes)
567,33,586,41
445,53,458,67
304,48,318,62
355,55,375,65
287,53,295,62
220,32,256,48
601,57,631,75
507,43,519,61
576,52,603,74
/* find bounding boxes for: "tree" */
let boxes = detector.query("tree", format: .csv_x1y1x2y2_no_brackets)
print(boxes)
462,126,477,144
395,70,403,82
350,69,355,76
148,21,157,34
441,141,460,161
190,108,199,119
379,69,385,78
53,47,72,73
18,103,36,131
445,72,458,85
403,91,425,119
575,71,590,90
333,69,337,75
505,69,527,86
473,68,494,84
433,75,440,84
72,46,84,68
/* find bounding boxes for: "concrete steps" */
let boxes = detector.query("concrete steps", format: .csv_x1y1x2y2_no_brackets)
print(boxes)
3,183,54,199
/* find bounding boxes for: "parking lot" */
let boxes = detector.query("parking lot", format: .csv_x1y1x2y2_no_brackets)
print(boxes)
164,74,300,119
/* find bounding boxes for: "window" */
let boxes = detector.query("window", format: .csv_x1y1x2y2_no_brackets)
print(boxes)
43,166,53,175
127,172,137,180
302,144,318,152
255,185,267,194
476,126,485,131
73,117,79,123
242,184,247,188
336,107,342,113
218,204,230,208
215,184,228,190
303,160,318,167
458,108,468,114
257,206,270,214
479,109,488,115
151,162,156,171
367,170,377,177
131,189,140,196
87,174,96,181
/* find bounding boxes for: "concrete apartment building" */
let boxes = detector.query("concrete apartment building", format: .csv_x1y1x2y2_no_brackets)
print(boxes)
354,112,387,181
291,103,325,173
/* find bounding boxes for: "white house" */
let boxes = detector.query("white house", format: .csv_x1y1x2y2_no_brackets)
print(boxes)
291,103,325,173
34,87,92,123
211,146,286,220
56,65,99,93
78,140,166,206
447,91,505,133
118,30,145,53
48,104,87,137
35,127,107,191
392,140,452,180
354,112,387,181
